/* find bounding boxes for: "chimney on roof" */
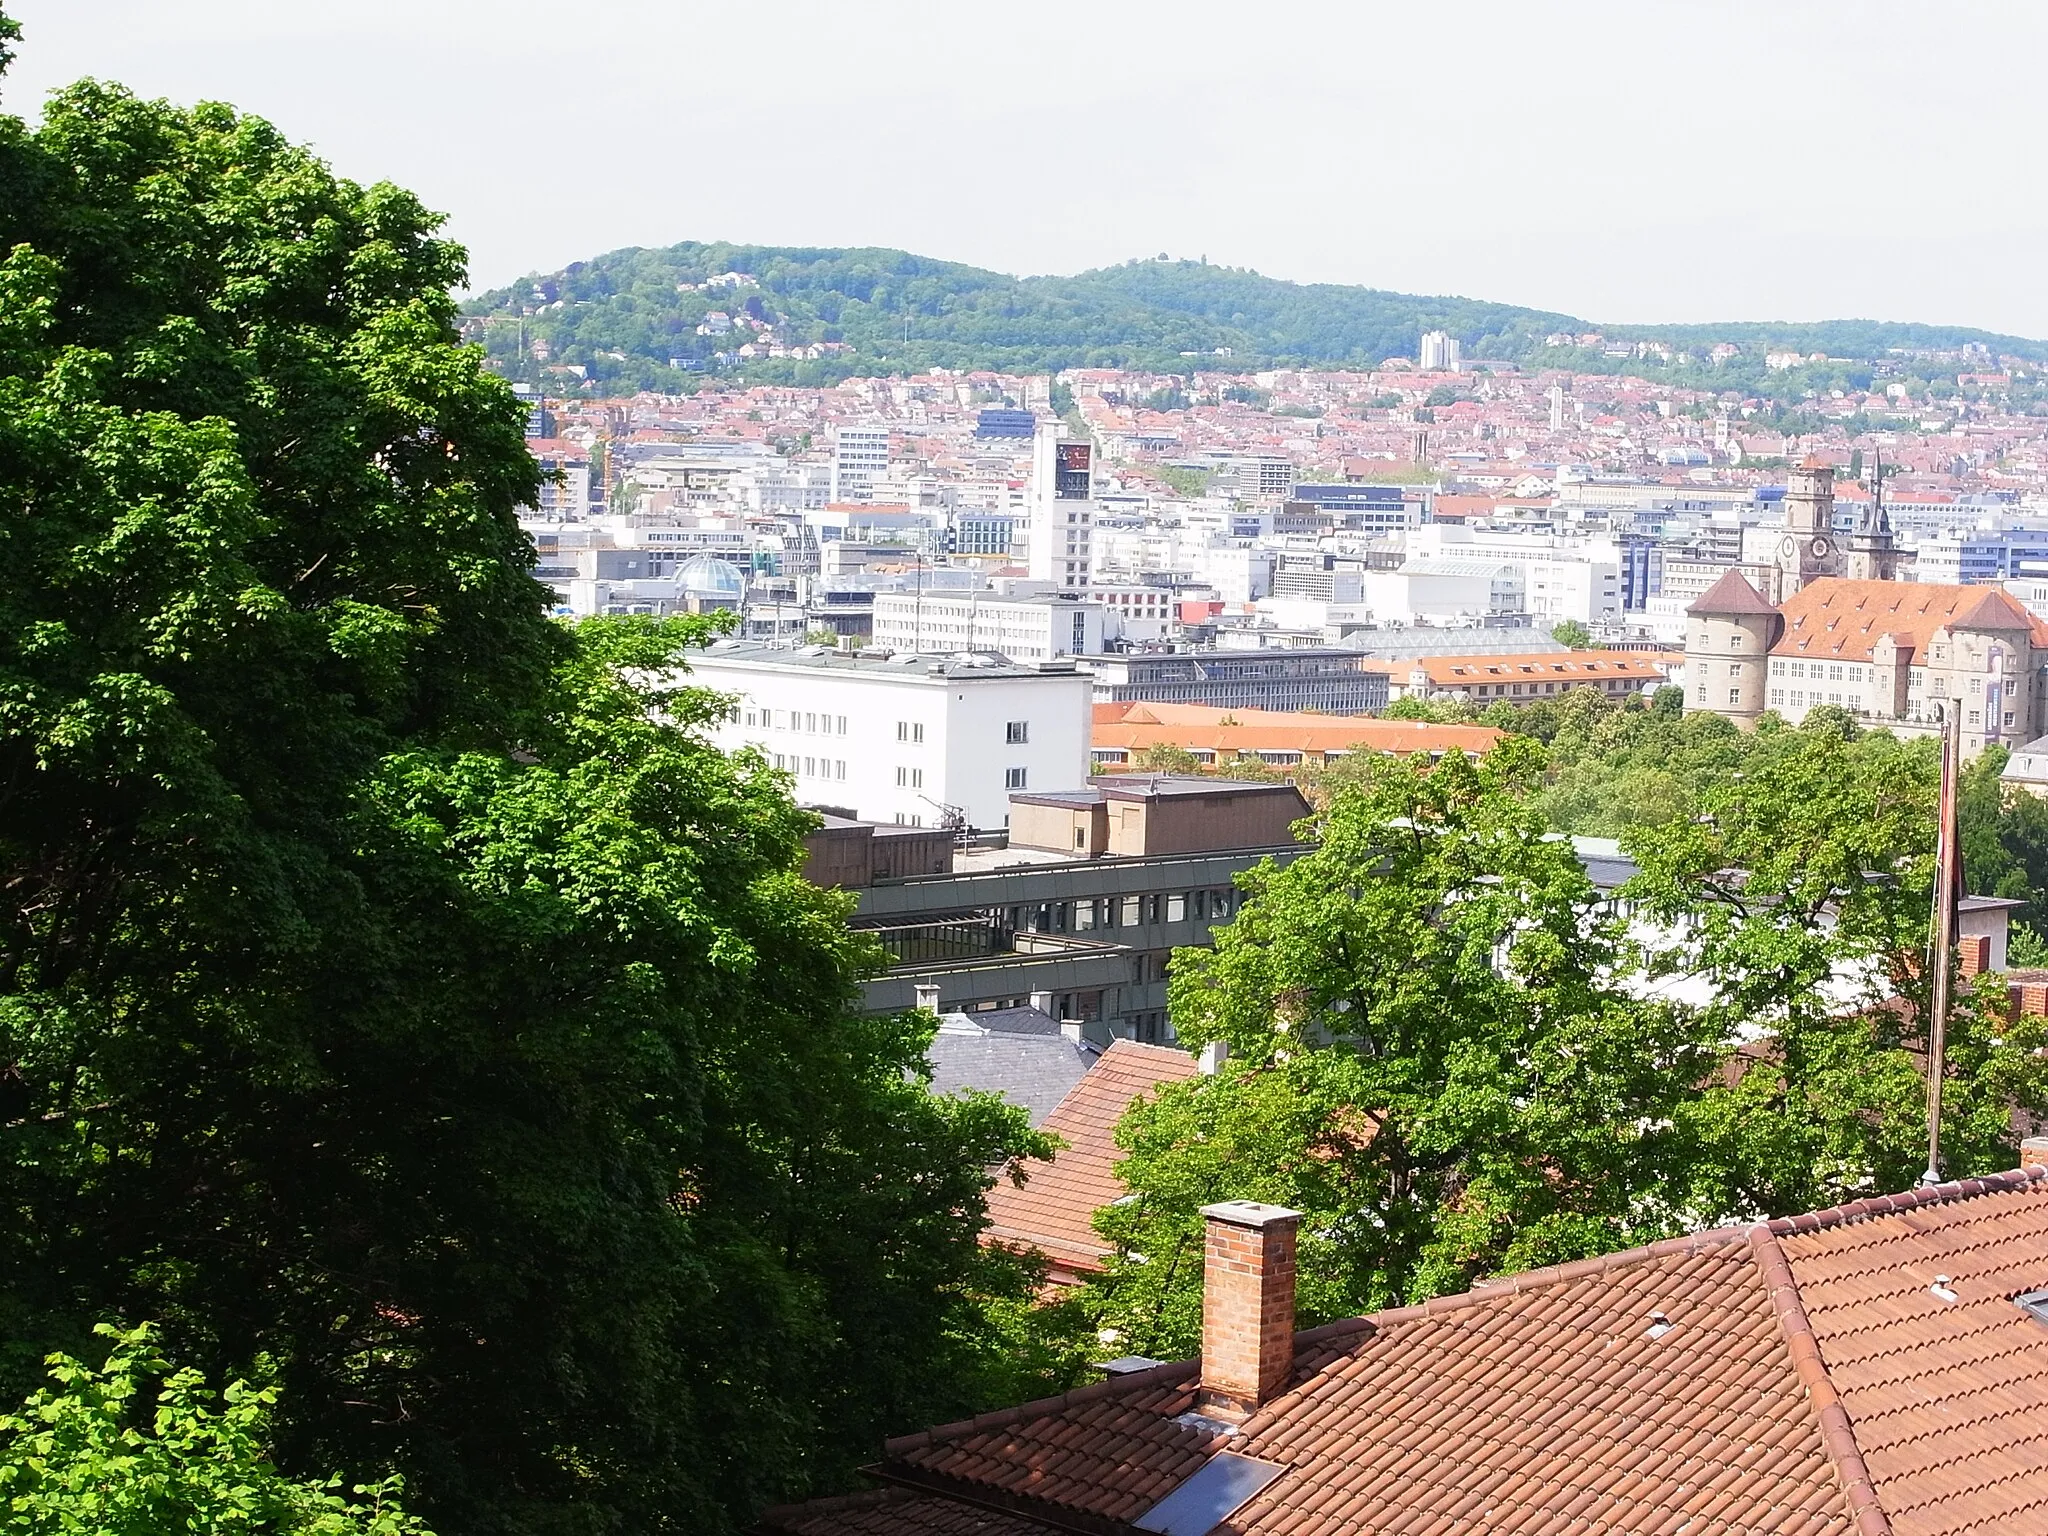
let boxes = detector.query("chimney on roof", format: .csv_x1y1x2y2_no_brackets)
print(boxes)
1199,1039,1229,1076
913,983,942,1015
1195,1200,1303,1424
2023,1137,2048,1171
1060,1019,1084,1045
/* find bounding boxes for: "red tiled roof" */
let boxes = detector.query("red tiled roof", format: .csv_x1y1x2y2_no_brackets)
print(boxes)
1689,567,1778,617
778,1168,2048,1536
982,1041,1200,1276
1773,579,2048,662
760,1489,1053,1535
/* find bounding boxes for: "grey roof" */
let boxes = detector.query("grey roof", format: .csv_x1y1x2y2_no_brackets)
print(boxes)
690,638,1080,681
2003,735,2048,785
925,1028,1099,1125
1343,629,1567,660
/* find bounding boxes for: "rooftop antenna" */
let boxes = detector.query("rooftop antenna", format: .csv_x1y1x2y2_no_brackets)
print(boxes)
1921,696,1962,1187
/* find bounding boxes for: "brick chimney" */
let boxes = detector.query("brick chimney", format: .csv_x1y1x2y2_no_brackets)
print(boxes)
2023,1137,2048,1171
1195,1200,1303,1424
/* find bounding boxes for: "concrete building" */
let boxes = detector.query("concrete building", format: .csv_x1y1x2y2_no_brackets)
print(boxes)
870,591,1106,662
687,640,1092,831
1028,422,1094,591
828,423,891,504
806,776,1315,1040
1087,650,1391,714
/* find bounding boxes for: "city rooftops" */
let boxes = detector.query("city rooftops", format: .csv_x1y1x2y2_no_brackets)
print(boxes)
1010,774,1302,810
689,638,1082,680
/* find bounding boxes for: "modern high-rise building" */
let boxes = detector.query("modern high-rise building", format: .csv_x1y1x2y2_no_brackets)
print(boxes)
1419,331,1462,371
1028,421,1094,591
828,423,891,503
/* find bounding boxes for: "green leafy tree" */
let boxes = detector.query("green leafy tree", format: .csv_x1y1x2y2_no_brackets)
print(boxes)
1621,724,2048,1214
0,1324,430,1536
0,65,1046,1536
1550,620,1597,650
1081,744,1707,1355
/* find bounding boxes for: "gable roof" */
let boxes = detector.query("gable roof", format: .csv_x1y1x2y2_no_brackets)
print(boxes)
981,1040,1200,1274
769,1168,2048,1536
926,1030,1100,1127
1688,566,1778,617
1773,579,2048,662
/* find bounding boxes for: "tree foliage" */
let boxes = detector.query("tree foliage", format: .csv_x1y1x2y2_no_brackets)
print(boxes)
1080,729,2048,1356
1,1324,430,1536
1083,745,1708,1354
0,77,1045,1536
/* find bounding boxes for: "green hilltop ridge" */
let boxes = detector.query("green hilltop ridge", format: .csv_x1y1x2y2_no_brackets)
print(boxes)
464,241,2048,395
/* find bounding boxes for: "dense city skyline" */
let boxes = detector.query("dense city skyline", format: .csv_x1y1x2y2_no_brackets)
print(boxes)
9,0,2048,335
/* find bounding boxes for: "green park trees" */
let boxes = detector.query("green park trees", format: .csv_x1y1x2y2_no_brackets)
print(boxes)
0,61,1041,1536
1079,726,2048,1357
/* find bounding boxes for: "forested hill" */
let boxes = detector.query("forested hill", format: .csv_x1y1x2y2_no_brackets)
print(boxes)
463,241,2048,393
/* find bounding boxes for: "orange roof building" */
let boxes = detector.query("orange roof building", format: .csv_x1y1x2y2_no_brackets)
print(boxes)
770,1156,2048,1536
1393,651,1679,705
1090,701,1502,770
1687,576,2048,754
982,1039,1202,1285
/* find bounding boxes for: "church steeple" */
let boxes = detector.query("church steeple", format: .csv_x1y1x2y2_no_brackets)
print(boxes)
1847,448,1901,582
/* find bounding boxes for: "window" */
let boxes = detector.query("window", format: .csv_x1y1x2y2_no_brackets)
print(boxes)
1167,894,1187,922
1828,665,1843,682
1728,662,1742,676
1771,689,1785,705
805,711,817,732
837,715,848,735
1074,827,1087,848
1005,767,1028,789
896,766,924,789
896,721,924,743
1006,720,1030,745
2006,712,2017,728
836,760,847,780
803,756,815,776
1728,688,1741,705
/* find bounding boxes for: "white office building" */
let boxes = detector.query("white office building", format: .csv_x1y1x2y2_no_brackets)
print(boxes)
1028,422,1094,591
685,640,1093,831
1419,331,1462,372
829,424,891,504
871,592,1107,662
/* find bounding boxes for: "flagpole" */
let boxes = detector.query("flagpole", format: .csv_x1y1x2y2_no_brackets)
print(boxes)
1921,698,1961,1187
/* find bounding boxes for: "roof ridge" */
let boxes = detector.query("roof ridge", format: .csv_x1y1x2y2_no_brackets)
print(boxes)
1764,1165,2048,1236
1747,1225,1891,1536
881,1357,1199,1457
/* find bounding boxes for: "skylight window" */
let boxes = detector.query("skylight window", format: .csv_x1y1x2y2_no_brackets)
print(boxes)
2014,1286,2048,1323
1133,1452,1288,1536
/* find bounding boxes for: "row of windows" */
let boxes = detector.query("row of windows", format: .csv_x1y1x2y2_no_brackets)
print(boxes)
774,754,847,780
1009,888,1239,935
746,707,848,735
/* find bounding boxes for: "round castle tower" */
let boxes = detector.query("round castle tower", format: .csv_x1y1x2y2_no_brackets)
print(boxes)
1686,568,1781,726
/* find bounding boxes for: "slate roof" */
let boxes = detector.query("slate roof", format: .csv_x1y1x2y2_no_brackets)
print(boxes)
982,1041,1201,1274
768,1168,2048,1536
926,1030,1100,1126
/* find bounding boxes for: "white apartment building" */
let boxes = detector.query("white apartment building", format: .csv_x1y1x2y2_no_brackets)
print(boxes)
829,424,891,504
685,640,1093,831
1419,331,1462,371
870,592,1106,662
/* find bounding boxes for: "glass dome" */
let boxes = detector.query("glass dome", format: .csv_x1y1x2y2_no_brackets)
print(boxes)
676,554,745,596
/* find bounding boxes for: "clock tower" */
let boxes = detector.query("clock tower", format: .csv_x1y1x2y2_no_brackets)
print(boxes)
1774,458,1847,600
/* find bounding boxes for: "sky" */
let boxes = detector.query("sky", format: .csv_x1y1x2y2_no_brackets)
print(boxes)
8,0,2048,337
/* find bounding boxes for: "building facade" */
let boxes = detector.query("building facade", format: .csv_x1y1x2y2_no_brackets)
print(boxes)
1087,650,1391,713
686,641,1093,831
870,592,1106,661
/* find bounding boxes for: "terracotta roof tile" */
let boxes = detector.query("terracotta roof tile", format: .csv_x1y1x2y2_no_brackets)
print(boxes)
982,1041,1201,1275
817,1171,2048,1536
1771,578,2048,662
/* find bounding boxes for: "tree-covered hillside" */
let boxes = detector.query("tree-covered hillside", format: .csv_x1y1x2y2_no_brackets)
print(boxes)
464,241,2048,393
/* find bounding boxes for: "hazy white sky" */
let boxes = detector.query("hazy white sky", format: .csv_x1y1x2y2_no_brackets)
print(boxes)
8,0,2047,335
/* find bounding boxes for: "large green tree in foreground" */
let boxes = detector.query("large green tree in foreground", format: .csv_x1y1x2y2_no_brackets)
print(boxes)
0,50,1040,1535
